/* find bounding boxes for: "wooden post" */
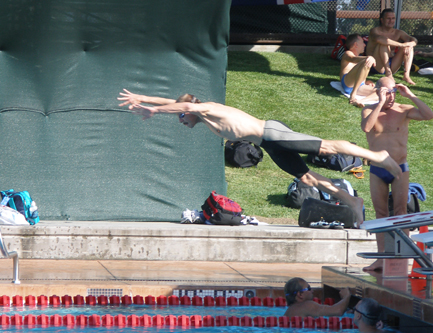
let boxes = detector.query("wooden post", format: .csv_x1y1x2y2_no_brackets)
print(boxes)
381,0,391,12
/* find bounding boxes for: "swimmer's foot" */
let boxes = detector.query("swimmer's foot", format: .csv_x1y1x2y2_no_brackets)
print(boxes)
347,196,364,226
363,259,384,272
349,99,365,108
375,151,402,179
403,75,416,85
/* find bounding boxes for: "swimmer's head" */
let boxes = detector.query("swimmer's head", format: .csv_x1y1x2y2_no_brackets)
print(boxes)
379,9,395,27
365,80,375,87
176,94,201,104
284,277,312,305
176,94,201,128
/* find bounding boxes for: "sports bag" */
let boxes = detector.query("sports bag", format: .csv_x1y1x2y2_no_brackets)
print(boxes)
298,197,357,228
307,152,362,172
225,140,263,168
0,189,39,225
388,193,420,216
286,178,321,209
201,191,243,226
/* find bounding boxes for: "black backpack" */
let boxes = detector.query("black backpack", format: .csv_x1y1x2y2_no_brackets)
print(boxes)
388,192,420,216
225,140,263,168
307,152,362,172
286,178,321,209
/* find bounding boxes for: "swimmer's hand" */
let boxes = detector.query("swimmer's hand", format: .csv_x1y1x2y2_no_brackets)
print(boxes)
395,84,415,99
339,287,351,300
118,89,145,109
132,105,157,120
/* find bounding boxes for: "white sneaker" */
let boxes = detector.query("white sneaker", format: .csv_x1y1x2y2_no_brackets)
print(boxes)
181,209,193,224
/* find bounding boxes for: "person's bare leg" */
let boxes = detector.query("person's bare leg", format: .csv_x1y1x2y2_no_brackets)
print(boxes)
344,59,374,107
372,44,393,77
319,140,402,178
403,48,415,85
363,173,390,271
300,171,364,224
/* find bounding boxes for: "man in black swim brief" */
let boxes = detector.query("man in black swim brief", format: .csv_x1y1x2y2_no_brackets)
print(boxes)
361,77,433,271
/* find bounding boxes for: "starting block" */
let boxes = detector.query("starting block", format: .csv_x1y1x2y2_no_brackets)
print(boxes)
357,211,433,276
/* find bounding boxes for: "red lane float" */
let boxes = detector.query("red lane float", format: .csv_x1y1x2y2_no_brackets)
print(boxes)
37,314,49,326
203,315,215,327
38,295,48,306
145,295,156,305
115,314,126,326
121,295,132,305
204,296,215,306
62,295,72,306
228,316,240,326
266,316,278,327
190,315,202,328
110,295,120,305
316,316,328,329
0,295,10,306
73,295,85,305
279,316,290,327
25,295,36,306
178,315,190,327
63,314,75,327
227,296,238,306
180,295,191,305
275,297,286,307
13,295,23,306
304,316,315,328
215,315,227,326
254,316,265,327
168,295,179,305
192,296,203,306
49,295,60,306
157,295,167,305
329,316,340,330
240,316,252,327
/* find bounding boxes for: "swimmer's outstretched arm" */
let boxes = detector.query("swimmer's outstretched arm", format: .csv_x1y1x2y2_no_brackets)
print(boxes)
133,102,209,120
118,89,176,109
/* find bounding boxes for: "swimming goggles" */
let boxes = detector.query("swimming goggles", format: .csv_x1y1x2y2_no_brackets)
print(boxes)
286,285,311,296
353,307,380,320
179,113,185,119
386,87,397,94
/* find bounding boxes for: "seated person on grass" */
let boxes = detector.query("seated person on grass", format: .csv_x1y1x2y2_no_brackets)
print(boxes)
340,33,377,108
283,277,351,318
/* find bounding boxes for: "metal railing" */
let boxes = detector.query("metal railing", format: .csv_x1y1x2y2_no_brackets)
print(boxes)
0,227,20,284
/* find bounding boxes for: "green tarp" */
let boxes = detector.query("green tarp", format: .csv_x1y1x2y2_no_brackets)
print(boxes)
0,0,230,221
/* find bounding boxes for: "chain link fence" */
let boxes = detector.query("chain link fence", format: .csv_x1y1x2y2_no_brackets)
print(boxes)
230,0,433,45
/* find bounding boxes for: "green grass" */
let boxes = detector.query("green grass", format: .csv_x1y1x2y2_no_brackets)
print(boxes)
225,51,433,222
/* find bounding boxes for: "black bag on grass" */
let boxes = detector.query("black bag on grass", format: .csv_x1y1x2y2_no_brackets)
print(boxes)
298,197,357,228
225,140,263,168
388,193,420,216
307,152,362,172
286,178,321,209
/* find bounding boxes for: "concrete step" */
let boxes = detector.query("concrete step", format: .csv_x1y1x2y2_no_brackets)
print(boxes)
0,221,376,264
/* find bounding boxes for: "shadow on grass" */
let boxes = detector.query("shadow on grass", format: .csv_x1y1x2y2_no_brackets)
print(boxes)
266,193,289,207
228,51,343,98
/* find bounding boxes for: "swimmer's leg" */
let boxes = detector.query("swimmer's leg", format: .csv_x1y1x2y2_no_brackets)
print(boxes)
319,140,402,179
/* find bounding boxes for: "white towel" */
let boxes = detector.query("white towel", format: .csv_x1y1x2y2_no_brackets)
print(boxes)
418,67,433,75
330,81,378,105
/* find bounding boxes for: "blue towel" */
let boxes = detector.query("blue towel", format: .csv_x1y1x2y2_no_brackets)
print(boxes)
389,183,426,203
408,183,426,202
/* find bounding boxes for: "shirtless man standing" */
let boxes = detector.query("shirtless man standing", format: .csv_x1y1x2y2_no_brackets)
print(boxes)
361,77,433,271
366,8,417,85
340,33,377,108
283,277,351,318
118,89,403,224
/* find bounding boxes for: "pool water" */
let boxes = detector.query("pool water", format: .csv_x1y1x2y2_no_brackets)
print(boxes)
0,304,361,332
